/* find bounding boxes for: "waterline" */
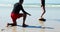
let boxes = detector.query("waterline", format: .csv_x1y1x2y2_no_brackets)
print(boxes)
0,4,60,7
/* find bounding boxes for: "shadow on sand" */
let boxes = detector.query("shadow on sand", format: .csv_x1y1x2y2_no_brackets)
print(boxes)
17,25,54,29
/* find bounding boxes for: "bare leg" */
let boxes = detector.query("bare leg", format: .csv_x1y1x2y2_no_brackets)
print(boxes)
41,6,46,18
7,19,17,27
22,14,28,27
12,19,17,25
39,6,46,21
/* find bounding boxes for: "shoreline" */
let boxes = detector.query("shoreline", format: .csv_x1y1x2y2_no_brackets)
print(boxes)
0,4,60,7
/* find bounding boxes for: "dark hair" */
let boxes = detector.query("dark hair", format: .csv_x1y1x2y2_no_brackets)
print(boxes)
19,0,24,3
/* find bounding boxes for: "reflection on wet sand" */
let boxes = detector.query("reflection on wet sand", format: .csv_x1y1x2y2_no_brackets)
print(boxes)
12,26,17,32
40,28,45,32
39,20,45,32
39,20,45,27
20,21,46,32
39,20,54,29
22,28,26,32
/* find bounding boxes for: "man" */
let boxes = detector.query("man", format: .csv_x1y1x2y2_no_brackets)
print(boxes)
7,0,31,27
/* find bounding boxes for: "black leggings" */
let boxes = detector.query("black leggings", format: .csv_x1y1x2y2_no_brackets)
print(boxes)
41,0,45,6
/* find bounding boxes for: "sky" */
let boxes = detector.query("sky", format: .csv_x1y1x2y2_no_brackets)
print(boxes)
0,0,60,4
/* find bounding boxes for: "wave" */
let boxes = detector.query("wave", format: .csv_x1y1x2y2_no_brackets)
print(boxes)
0,4,60,7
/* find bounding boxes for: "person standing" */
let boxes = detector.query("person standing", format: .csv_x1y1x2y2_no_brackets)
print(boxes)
39,0,46,21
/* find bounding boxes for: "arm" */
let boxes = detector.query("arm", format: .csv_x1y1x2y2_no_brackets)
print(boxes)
21,5,31,16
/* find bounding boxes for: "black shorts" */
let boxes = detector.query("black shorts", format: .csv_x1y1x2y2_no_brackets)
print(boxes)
41,0,45,6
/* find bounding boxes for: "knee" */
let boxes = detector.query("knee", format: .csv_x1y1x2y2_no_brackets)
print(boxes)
43,10,46,13
23,14,27,16
43,8,46,13
24,14,27,15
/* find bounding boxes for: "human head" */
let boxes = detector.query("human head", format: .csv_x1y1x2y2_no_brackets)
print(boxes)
19,0,24,4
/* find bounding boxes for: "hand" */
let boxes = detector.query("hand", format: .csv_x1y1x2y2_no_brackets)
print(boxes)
28,13,31,16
